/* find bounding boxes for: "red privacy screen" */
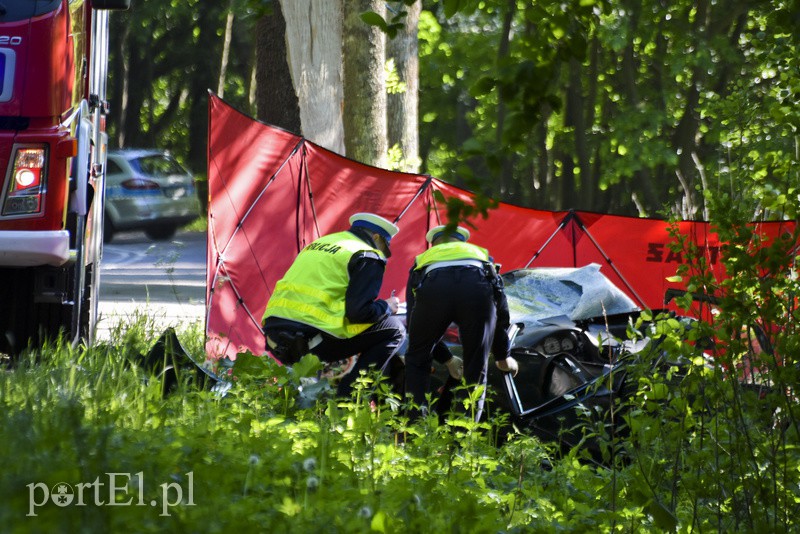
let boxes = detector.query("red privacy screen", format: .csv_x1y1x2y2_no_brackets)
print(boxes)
206,93,795,360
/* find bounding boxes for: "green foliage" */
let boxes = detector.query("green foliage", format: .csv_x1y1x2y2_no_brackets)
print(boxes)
107,0,257,172
3,284,799,531
109,0,799,218
384,58,407,95
0,331,552,531
416,0,799,217
607,196,800,532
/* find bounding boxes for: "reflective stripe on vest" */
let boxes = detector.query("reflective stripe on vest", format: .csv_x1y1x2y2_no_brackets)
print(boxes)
414,241,490,271
263,231,384,338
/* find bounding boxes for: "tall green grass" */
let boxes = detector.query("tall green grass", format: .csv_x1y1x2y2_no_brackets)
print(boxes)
1,304,798,532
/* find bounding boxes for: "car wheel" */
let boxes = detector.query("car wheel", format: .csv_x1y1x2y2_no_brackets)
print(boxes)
103,217,116,244
145,226,177,241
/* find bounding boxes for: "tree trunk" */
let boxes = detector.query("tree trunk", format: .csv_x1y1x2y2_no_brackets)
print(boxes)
217,4,234,98
120,33,151,148
566,57,591,209
342,0,387,167
186,4,220,174
108,12,131,148
255,4,301,133
495,0,515,197
387,1,420,172
280,0,345,153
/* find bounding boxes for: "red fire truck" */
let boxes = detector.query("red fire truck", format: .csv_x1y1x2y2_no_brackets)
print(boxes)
0,0,130,355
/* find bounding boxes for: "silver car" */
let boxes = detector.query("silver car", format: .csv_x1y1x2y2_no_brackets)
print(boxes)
103,149,201,243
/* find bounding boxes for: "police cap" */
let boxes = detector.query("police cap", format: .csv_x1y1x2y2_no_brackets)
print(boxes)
349,213,399,244
426,224,470,244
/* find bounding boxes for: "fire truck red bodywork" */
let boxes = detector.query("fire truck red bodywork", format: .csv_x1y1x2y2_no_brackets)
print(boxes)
0,0,130,354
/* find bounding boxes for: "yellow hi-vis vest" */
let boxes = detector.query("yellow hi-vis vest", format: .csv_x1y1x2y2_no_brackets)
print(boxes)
263,231,385,338
413,241,490,271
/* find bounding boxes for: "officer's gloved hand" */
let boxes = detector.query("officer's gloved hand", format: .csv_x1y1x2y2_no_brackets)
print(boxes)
444,356,464,380
495,356,519,376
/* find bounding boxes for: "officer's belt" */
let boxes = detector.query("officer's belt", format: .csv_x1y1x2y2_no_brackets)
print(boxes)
266,332,324,351
424,259,485,275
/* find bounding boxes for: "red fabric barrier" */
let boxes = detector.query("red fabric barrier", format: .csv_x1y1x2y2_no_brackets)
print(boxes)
206,94,795,360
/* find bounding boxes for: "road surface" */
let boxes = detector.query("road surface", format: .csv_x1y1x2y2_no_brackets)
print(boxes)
97,230,206,340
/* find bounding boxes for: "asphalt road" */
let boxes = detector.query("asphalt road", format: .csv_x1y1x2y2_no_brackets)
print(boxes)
96,230,206,339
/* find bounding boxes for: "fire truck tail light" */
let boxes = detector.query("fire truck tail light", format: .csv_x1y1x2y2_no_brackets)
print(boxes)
15,169,37,188
17,147,46,168
2,146,47,216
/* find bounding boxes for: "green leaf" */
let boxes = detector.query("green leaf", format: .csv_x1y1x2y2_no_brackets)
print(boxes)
371,510,388,532
231,351,270,379
461,137,483,154
648,499,679,531
292,353,324,378
443,0,461,18
296,378,331,409
360,11,388,31
471,76,496,96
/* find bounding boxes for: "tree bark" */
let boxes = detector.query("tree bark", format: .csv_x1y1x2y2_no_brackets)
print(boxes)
217,4,234,98
280,0,345,153
255,3,301,133
108,11,131,148
566,57,591,209
342,0,387,166
387,1,420,172
186,3,220,174
495,0,515,196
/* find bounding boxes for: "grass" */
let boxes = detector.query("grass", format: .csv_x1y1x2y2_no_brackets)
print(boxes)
182,216,207,234
1,312,798,532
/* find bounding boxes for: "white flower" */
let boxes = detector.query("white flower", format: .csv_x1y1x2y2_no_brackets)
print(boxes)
249,454,260,466
303,457,317,472
358,505,372,519
306,476,319,490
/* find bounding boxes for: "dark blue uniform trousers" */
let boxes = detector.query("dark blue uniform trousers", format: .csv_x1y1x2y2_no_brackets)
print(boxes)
311,315,405,397
405,266,497,420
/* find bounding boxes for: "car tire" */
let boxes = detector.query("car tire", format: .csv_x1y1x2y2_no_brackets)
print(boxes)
103,216,116,244
145,226,177,241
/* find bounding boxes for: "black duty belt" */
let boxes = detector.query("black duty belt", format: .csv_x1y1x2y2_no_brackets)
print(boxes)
423,259,485,276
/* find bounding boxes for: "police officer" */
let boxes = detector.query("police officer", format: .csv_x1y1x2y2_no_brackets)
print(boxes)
262,213,405,397
404,224,518,420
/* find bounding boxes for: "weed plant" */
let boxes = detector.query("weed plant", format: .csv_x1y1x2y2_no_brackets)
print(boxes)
2,197,800,532
601,195,800,532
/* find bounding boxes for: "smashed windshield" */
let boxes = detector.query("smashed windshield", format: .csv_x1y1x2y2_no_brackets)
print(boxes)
502,263,639,324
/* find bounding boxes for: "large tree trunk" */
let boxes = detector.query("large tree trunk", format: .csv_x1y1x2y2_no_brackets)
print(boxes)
255,3,301,133
108,12,131,148
186,4,220,174
387,1,420,172
120,36,152,148
280,0,345,153
494,0,514,196
342,0,387,167
217,4,234,98
566,57,591,209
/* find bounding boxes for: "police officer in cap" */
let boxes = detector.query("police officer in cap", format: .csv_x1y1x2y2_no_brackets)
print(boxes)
404,224,518,420
263,213,405,397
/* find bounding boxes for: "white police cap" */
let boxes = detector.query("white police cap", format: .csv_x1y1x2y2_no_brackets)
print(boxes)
349,213,399,243
426,224,470,244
